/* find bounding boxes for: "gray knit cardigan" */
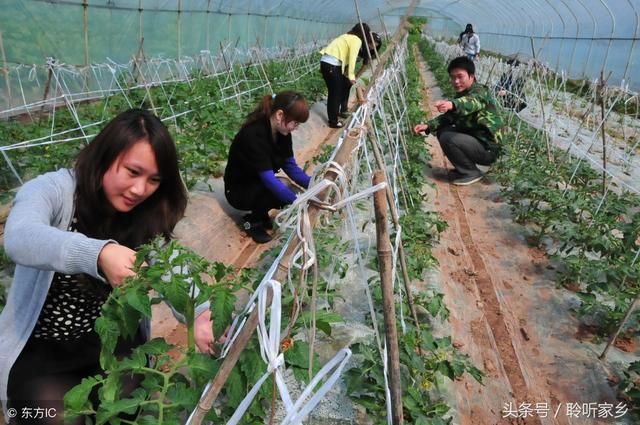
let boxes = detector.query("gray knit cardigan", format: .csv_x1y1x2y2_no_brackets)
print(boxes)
0,169,207,421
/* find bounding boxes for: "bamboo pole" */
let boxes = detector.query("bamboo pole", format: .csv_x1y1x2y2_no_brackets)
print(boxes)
373,170,404,425
0,31,12,110
599,249,640,360
366,125,421,335
599,70,607,196
365,0,418,98
378,8,390,41
83,0,90,91
138,0,143,48
188,128,363,425
177,0,183,60
354,0,373,68
40,61,53,117
530,37,553,162
599,284,638,360
254,37,273,94
131,40,157,114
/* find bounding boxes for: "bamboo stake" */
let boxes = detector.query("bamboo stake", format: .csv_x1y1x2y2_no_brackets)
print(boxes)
131,41,157,114
177,0,182,60
377,8,390,41
353,0,373,67
599,287,638,360
365,0,418,98
599,70,607,196
373,170,404,425
40,60,53,117
366,125,421,335
82,0,90,91
188,128,363,425
600,249,640,360
254,37,274,95
529,37,553,162
0,31,11,110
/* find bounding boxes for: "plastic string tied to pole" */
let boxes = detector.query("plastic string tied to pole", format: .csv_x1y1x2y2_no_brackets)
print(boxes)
225,279,292,425
223,278,353,425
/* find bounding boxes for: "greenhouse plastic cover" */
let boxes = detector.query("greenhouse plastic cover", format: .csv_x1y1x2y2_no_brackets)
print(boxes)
1,0,639,92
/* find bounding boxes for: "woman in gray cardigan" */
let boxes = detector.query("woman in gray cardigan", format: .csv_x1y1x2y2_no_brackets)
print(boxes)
0,109,213,424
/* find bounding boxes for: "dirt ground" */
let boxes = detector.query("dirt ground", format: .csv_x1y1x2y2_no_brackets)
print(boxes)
413,47,635,425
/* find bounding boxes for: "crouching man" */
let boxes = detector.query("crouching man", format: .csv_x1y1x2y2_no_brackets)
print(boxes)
414,56,504,186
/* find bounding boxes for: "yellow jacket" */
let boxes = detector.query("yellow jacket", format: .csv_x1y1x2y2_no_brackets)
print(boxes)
320,34,362,81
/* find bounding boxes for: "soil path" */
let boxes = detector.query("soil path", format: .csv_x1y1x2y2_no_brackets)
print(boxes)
413,46,626,425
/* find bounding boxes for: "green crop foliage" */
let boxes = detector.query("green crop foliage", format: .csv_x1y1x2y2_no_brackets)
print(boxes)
0,54,326,192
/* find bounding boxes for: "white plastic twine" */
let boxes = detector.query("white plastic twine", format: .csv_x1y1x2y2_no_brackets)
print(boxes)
280,348,352,425
222,277,353,425
226,279,292,425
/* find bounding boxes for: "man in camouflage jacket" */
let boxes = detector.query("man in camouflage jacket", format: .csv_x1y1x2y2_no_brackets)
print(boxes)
414,56,504,185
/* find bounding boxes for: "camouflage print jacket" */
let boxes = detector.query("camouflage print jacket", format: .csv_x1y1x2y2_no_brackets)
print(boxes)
427,82,504,153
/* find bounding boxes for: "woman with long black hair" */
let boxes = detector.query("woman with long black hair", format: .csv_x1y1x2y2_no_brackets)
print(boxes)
0,109,215,424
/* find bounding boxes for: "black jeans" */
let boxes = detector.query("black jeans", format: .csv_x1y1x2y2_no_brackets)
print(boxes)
320,61,352,125
437,126,496,176
225,181,286,223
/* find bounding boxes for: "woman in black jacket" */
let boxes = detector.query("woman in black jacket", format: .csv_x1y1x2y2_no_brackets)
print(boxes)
224,91,311,243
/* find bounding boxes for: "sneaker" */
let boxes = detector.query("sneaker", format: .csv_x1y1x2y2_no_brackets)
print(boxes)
452,173,484,186
244,213,273,231
262,217,273,230
328,121,344,128
243,221,272,243
475,164,491,174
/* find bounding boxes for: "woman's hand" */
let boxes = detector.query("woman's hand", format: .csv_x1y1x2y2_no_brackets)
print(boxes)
413,123,429,135
97,243,137,287
434,100,454,113
195,310,217,354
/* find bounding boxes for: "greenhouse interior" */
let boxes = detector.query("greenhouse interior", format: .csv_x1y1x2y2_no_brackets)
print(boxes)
0,0,639,424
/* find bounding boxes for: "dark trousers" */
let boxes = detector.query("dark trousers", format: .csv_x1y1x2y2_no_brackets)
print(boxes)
8,331,144,424
437,126,496,176
320,61,352,125
225,181,286,223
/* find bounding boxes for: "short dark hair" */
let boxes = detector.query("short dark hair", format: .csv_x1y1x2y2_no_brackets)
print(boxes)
74,108,187,248
448,56,475,76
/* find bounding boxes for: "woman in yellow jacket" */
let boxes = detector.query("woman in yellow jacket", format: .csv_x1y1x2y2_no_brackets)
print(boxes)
320,23,371,128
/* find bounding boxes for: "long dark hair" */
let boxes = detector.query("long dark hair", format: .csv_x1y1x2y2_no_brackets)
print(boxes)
74,108,188,248
348,22,371,42
243,91,309,127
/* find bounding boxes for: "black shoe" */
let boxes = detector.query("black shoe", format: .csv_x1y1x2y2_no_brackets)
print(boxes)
243,221,272,243
328,121,344,128
245,213,273,231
